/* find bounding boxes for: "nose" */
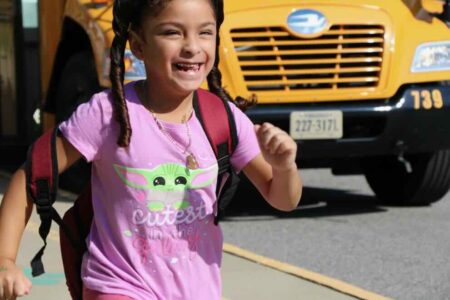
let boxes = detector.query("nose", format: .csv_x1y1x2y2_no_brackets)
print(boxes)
181,35,201,56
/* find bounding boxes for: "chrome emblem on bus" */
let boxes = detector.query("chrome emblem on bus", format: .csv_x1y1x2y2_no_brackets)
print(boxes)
287,9,328,35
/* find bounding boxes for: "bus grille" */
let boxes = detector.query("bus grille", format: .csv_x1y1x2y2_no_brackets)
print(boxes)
230,25,385,92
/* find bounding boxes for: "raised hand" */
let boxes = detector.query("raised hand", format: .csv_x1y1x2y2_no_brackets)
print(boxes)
254,122,298,172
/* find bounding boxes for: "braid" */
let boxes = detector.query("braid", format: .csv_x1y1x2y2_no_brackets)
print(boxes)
110,36,132,147
207,67,256,111
110,0,136,147
208,0,257,111
111,0,171,147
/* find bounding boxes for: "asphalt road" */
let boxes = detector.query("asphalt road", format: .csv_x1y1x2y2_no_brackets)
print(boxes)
222,169,450,300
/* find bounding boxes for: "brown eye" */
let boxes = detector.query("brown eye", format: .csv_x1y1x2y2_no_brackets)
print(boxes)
153,177,166,186
175,176,187,185
164,30,181,36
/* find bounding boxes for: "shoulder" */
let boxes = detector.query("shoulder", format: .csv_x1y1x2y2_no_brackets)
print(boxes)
79,88,114,115
196,89,247,120
81,81,139,117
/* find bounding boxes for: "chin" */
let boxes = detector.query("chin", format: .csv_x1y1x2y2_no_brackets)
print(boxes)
173,80,205,94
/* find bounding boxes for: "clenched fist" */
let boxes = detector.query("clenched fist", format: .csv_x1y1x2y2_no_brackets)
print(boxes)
0,258,31,299
254,122,298,172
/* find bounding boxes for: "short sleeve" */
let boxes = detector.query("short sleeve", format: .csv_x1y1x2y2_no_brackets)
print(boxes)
58,92,113,162
229,102,261,172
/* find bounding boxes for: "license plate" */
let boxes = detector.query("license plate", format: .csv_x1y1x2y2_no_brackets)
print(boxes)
290,110,343,140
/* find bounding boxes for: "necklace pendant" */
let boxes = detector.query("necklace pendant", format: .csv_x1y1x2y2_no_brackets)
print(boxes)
187,154,199,170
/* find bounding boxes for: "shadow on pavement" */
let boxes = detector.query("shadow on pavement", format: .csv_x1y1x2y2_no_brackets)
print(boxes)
224,177,387,221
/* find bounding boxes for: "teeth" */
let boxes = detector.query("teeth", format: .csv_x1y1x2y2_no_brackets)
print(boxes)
176,63,200,71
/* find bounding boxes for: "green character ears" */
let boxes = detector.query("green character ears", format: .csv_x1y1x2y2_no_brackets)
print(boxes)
113,163,218,191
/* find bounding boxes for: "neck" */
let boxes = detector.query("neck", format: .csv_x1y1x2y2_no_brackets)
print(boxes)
138,80,194,123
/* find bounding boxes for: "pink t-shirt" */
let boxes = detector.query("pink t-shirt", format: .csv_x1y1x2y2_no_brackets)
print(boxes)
59,81,260,300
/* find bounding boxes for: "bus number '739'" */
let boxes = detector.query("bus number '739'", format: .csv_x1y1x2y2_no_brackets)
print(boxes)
411,90,444,110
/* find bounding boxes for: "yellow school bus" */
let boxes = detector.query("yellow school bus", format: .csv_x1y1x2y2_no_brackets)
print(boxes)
1,0,450,204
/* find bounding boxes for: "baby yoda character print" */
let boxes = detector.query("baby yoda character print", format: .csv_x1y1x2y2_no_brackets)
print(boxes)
114,163,218,264
114,162,218,212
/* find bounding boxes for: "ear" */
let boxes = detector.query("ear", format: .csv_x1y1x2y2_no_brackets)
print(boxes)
128,29,145,61
190,164,219,190
114,164,151,190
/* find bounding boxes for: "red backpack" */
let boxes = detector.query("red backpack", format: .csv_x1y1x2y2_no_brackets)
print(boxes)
26,89,240,300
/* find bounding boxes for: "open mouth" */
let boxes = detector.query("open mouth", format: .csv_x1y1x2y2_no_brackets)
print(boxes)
174,63,203,72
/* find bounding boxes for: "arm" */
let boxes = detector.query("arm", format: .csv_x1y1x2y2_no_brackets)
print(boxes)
243,123,303,211
0,135,82,297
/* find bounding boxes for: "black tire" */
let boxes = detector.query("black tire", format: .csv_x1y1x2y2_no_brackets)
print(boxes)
55,51,101,193
362,150,450,205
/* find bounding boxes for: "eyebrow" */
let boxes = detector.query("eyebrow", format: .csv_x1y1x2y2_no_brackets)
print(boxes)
156,21,216,29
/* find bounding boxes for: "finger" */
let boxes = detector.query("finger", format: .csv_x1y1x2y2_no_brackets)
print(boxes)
24,277,32,293
13,279,28,297
4,277,13,299
276,140,296,155
260,122,275,133
275,141,289,155
258,130,277,150
255,122,275,138
254,124,261,133
258,126,283,149
267,133,286,154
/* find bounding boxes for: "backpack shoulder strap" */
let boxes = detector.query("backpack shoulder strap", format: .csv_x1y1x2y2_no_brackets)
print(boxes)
193,89,240,224
26,128,59,205
26,127,66,277
193,89,238,173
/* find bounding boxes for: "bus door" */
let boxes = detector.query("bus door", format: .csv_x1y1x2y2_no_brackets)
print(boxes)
0,0,18,140
0,0,40,166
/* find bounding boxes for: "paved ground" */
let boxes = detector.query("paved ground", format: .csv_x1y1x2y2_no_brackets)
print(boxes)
222,169,450,300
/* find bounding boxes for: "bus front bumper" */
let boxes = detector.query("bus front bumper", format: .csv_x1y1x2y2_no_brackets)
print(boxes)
245,83,450,167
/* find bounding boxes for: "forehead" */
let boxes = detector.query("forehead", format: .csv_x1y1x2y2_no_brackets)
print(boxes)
142,0,216,27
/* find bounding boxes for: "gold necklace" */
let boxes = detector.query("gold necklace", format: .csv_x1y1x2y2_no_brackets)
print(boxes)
139,81,199,170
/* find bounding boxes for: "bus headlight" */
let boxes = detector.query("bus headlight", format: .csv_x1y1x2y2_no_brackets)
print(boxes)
411,41,450,72
104,49,147,81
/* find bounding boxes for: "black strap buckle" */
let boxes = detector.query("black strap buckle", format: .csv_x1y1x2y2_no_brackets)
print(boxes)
218,155,231,174
35,179,53,218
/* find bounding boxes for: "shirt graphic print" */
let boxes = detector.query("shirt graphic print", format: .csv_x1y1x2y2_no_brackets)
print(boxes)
114,162,218,263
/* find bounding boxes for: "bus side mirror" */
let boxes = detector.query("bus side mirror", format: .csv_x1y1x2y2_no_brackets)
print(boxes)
442,0,450,24
421,0,450,25
421,0,445,14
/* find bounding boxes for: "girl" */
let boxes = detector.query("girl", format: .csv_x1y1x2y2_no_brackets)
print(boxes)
0,0,302,299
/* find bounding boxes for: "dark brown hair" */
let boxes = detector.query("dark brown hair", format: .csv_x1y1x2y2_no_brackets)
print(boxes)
110,0,256,147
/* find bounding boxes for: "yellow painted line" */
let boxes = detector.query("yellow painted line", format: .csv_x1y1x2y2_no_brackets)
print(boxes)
223,243,392,300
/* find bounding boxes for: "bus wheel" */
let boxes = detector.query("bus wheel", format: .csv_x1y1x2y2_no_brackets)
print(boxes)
362,150,450,205
55,51,101,193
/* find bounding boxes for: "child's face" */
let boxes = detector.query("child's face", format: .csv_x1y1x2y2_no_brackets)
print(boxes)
130,0,217,96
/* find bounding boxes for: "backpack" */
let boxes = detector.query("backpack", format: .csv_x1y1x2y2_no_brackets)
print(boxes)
25,89,240,300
